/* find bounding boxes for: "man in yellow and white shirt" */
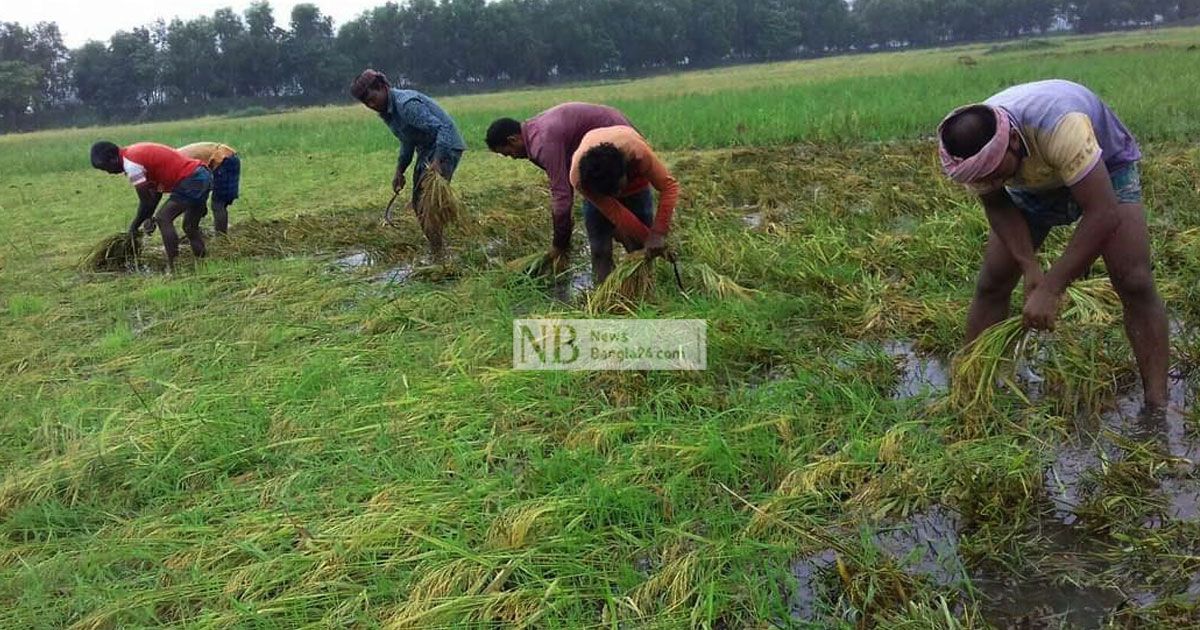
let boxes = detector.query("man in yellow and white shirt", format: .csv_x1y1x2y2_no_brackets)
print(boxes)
178,142,240,234
938,80,1168,410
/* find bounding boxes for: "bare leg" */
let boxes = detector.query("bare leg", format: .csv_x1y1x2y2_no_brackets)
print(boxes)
592,243,615,284
182,203,207,259
965,231,1024,343
1101,203,1169,408
157,201,188,269
212,199,229,234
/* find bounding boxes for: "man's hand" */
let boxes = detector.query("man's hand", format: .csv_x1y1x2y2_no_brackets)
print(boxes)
1023,283,1063,331
645,232,667,259
392,170,406,192
1022,265,1044,295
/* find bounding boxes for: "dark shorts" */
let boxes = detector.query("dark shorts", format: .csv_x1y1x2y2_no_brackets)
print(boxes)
583,188,654,253
169,166,213,205
1008,163,1142,247
212,154,240,205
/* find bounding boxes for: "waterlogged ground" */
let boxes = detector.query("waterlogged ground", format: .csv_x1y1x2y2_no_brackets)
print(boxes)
5,31,1200,625
3,136,1199,626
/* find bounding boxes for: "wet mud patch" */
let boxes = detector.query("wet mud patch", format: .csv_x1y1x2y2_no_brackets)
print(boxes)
788,504,1181,627
1043,374,1197,528
882,340,948,400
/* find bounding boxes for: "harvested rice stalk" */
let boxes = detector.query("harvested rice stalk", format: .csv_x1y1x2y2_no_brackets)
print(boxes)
588,250,654,313
415,170,463,237
505,249,565,277
693,263,758,300
947,277,1121,414
81,232,141,272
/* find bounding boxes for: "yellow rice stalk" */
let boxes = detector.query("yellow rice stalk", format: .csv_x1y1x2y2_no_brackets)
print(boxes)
505,249,565,277
630,550,702,613
947,277,1121,415
81,232,140,272
693,263,758,300
588,250,654,313
485,501,559,550
415,170,463,237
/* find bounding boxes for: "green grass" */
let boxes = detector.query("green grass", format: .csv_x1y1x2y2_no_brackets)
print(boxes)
2,26,1200,628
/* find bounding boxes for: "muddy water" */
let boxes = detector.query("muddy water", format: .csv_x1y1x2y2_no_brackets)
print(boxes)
551,269,593,302
333,250,374,271
872,505,966,587
789,509,1127,628
371,263,416,285
789,549,837,622
882,340,948,400
1044,375,1197,527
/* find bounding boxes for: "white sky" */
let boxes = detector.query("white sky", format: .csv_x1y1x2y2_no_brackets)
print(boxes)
5,0,382,47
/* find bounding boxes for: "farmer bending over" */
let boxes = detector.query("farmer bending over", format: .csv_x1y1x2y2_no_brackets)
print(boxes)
90,141,212,270
486,103,635,267
938,80,1168,409
178,142,240,234
570,126,679,282
350,69,465,252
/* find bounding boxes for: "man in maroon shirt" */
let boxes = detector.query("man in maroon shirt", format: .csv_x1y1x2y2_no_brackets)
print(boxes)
486,103,635,269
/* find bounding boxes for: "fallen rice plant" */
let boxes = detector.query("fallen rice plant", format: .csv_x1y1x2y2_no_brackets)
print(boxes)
81,232,141,272
947,277,1124,416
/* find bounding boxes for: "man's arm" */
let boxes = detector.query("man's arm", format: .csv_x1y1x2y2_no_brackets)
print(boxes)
1044,163,1123,291
589,194,652,245
640,144,679,257
397,141,415,175
130,186,162,236
547,153,575,252
1018,163,1122,330
401,100,455,168
980,189,1042,284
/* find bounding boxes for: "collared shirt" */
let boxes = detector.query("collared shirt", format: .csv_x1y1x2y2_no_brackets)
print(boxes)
380,88,466,172
521,103,634,248
971,80,1141,195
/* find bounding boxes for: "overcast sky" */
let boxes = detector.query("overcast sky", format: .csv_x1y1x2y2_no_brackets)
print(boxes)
6,0,382,47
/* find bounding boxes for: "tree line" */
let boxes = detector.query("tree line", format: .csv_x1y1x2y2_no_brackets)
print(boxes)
2,0,1196,131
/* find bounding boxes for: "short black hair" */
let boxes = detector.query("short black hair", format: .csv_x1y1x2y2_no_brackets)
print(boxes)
940,105,996,159
486,118,522,149
90,141,120,169
577,143,626,197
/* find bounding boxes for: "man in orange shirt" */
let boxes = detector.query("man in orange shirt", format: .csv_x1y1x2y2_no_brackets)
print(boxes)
90,140,212,270
178,142,239,235
570,126,680,282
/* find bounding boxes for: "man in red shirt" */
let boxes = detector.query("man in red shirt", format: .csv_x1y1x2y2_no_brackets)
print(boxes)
91,141,214,269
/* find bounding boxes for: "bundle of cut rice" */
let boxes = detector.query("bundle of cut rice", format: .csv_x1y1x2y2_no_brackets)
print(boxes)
588,250,655,313
82,232,140,272
415,170,463,238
